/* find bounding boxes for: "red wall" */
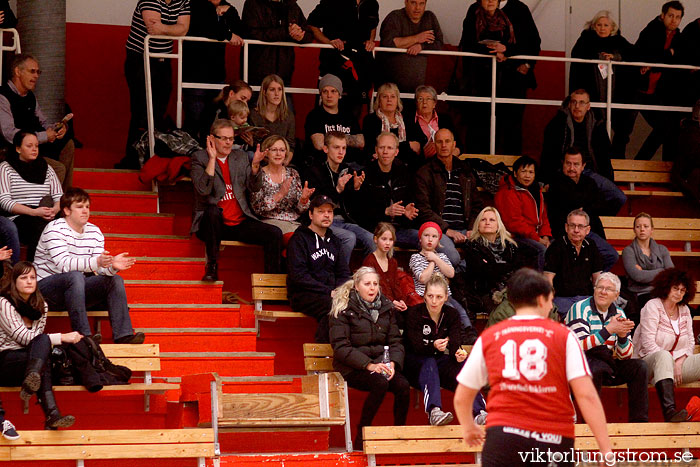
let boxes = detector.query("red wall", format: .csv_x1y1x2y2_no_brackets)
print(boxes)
65,22,565,167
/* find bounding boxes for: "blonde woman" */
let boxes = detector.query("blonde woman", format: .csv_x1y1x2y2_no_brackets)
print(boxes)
362,83,425,169
463,206,533,316
250,75,295,164
250,135,314,235
328,266,409,450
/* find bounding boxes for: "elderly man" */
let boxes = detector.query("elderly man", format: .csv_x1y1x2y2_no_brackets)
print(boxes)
541,89,626,216
566,272,649,423
303,74,364,168
357,132,419,248
546,148,618,271
544,209,604,317
415,128,483,268
190,119,283,280
0,54,74,188
379,0,443,93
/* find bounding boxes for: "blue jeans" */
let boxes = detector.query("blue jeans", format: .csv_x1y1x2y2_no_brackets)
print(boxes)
437,229,467,272
395,228,420,250
554,295,589,321
515,236,546,271
38,272,134,340
0,216,19,264
587,232,618,271
584,168,627,216
332,216,375,263
447,296,472,329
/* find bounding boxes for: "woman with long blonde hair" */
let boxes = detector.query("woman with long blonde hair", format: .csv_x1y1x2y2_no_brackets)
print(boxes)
250,74,296,164
329,266,409,450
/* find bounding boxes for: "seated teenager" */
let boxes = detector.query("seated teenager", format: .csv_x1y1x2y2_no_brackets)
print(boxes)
462,207,533,317
34,188,144,344
250,135,314,235
329,266,409,450
494,155,552,270
0,130,61,262
403,274,483,426
249,75,296,164
286,195,351,343
0,261,78,430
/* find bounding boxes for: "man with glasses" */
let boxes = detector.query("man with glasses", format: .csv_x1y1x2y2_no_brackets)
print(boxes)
190,119,283,281
544,208,604,318
541,89,625,216
0,54,74,189
546,148,618,271
565,272,649,423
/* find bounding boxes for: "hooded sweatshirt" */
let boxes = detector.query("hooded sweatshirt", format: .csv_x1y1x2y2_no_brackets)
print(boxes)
286,224,351,300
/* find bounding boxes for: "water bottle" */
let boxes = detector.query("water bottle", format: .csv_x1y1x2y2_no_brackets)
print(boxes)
381,346,391,380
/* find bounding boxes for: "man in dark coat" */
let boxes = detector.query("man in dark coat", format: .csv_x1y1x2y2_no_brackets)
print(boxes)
241,0,312,86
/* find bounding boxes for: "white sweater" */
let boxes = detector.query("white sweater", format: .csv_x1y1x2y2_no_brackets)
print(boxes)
0,297,60,352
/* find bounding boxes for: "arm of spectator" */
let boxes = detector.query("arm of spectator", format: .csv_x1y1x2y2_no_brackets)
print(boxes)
0,95,33,145
0,163,16,213
432,252,455,279
621,246,665,284
365,28,377,52
422,13,443,50
308,26,344,50
310,133,325,151
242,2,288,42
191,149,216,197
0,299,54,347
660,244,674,269
347,134,364,149
40,226,103,274
142,10,190,37
636,301,663,356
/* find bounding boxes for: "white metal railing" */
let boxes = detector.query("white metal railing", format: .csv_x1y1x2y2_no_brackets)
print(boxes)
0,28,21,79
144,34,700,157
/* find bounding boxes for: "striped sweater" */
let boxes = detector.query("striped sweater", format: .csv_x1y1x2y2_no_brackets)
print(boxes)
125,0,191,55
0,161,62,219
0,298,60,352
565,297,633,359
34,218,117,281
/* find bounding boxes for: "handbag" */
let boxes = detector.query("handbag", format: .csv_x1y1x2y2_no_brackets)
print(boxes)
50,346,75,386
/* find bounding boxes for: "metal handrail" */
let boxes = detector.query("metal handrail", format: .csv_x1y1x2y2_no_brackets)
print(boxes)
144,34,700,157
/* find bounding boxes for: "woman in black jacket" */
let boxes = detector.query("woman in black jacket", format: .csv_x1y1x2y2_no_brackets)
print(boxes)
0,262,78,430
463,206,533,316
329,266,409,450
403,274,469,426
569,10,636,156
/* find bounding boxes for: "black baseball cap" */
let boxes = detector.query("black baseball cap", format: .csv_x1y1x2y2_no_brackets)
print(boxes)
309,195,337,210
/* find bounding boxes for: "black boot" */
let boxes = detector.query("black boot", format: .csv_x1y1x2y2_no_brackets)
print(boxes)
20,358,43,402
38,390,75,430
202,262,218,282
655,378,688,422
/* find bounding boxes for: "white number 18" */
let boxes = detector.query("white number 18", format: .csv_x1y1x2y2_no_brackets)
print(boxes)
500,339,547,381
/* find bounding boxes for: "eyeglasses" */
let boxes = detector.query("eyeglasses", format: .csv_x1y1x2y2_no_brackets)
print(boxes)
595,286,617,293
267,148,286,153
570,99,590,107
416,97,435,103
566,223,589,231
22,67,42,75
212,134,234,143
672,285,687,293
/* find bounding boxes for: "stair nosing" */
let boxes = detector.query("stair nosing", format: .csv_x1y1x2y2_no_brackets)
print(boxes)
134,327,255,333
124,280,223,285
92,211,174,218
104,233,190,240
87,189,157,196
159,351,275,357
129,304,239,309
221,376,297,383
132,256,205,262
75,168,140,174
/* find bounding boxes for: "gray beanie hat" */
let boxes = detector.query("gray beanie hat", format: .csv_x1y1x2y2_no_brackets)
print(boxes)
318,74,343,95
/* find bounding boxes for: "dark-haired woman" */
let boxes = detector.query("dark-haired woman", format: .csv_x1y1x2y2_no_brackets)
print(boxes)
0,131,61,261
633,268,698,422
494,155,551,270
0,262,78,429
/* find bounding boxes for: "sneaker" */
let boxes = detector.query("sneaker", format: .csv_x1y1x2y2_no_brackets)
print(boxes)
2,420,19,440
115,332,145,344
429,407,454,426
474,410,488,426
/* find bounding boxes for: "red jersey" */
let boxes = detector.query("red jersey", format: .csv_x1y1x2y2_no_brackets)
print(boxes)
457,315,589,439
216,158,245,226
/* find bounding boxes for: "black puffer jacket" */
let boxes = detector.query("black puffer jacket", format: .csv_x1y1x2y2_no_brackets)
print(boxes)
330,291,404,377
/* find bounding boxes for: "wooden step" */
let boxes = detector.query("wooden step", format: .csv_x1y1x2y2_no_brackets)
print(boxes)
105,234,204,258
221,376,299,394
157,352,276,377
120,257,206,281
124,280,223,304
134,328,257,352
74,168,151,191
87,189,158,213
91,212,175,235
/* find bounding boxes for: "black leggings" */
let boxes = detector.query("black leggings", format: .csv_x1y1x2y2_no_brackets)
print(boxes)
343,368,410,448
0,334,54,415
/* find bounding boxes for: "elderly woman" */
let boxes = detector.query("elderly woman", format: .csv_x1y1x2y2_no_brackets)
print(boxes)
463,207,532,316
414,85,459,158
0,262,78,430
570,10,636,155
250,75,296,164
362,83,425,169
494,156,552,270
329,266,409,450
250,135,314,235
403,274,479,426
622,213,673,308
633,268,697,422
0,131,62,262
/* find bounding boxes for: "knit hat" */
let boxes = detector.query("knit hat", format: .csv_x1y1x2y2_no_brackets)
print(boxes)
319,74,343,96
418,221,442,240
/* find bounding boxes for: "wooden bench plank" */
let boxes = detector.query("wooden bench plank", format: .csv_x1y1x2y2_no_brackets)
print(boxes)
611,160,673,172
614,171,671,183
256,310,306,319
576,422,700,437
101,343,160,358
604,229,700,242
222,393,322,420
109,357,161,372
576,435,700,450
622,189,684,197
48,311,109,318
303,343,333,357
252,287,288,301
9,443,214,461
251,273,287,287
0,383,178,393
0,429,213,445
601,217,700,230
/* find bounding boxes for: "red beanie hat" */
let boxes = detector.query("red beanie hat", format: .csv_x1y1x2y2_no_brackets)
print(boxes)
418,221,442,240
